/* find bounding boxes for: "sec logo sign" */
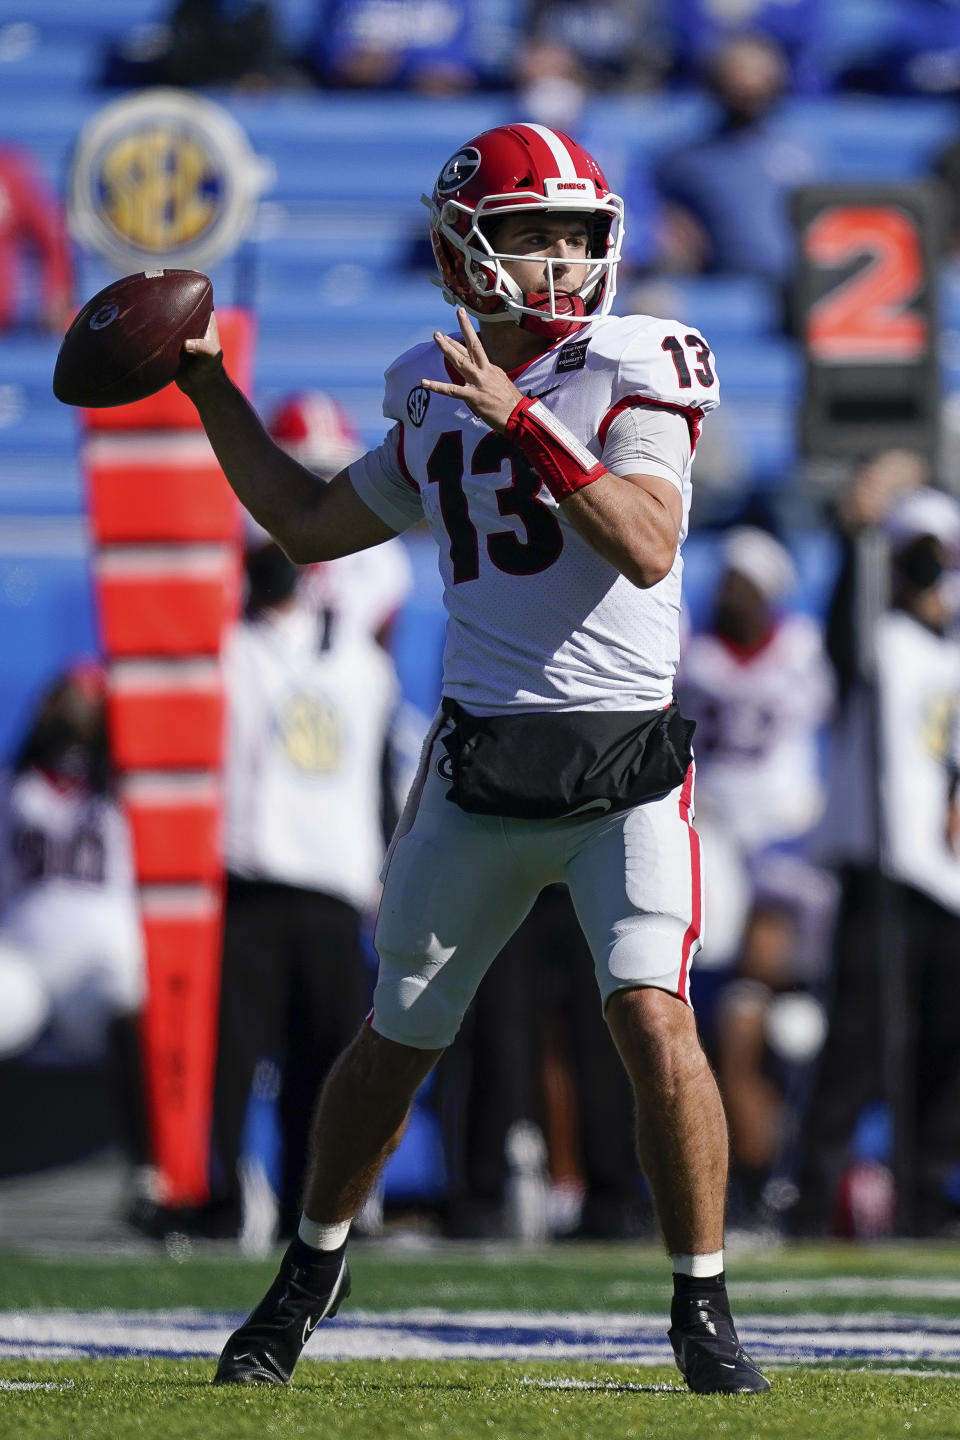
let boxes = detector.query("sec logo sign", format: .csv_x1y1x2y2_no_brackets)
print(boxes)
69,88,273,271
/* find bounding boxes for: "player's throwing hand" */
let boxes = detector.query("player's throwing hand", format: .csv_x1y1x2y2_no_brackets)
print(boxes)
177,311,224,395
422,307,523,434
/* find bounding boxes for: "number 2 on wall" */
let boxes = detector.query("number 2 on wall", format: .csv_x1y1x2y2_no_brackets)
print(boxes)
805,205,927,363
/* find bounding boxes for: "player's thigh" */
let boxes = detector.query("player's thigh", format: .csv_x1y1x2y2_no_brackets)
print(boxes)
564,774,702,1011
373,771,544,1049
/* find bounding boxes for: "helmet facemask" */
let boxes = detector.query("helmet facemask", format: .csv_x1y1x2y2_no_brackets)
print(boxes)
425,189,625,341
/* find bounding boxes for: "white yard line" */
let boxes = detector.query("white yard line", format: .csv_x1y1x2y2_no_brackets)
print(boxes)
2,1310,960,1365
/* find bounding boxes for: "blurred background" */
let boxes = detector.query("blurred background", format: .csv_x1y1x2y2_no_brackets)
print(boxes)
3,0,960,1255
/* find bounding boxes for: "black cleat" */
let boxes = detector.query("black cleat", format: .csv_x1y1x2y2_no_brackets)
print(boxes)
669,1292,771,1394
213,1238,351,1386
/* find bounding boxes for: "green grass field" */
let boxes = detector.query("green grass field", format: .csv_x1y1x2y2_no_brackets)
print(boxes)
6,1359,960,1440
3,1241,960,1439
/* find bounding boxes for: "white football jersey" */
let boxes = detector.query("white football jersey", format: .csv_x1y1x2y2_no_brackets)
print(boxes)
349,313,719,714
677,614,835,850
0,769,145,1027
223,600,398,910
876,609,960,913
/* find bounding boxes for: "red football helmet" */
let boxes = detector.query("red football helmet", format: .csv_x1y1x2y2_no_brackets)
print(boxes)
423,123,625,342
267,392,362,480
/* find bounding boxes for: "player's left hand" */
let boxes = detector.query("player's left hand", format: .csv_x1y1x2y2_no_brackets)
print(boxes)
422,308,522,433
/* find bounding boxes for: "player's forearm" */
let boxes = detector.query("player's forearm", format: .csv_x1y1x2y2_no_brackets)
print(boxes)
503,397,678,587
178,363,325,556
561,472,678,588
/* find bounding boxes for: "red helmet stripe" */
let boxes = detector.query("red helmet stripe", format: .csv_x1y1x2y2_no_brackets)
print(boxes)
514,123,579,180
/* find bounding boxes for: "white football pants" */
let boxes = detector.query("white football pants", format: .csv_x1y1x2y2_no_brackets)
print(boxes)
371,717,704,1050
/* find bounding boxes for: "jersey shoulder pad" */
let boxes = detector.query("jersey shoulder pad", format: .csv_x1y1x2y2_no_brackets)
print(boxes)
383,340,437,425
598,313,720,413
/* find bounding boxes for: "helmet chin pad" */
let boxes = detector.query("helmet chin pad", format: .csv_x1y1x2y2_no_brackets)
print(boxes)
518,290,589,342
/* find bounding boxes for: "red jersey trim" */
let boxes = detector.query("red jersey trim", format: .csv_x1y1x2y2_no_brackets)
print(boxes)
597,395,704,453
396,423,419,491
677,763,701,1005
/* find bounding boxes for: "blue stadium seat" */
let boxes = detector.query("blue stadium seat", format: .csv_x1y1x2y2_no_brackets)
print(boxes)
0,39,102,93
0,453,85,517
582,94,718,161
0,524,99,764
708,337,800,401
0,401,79,456
11,0,160,37
721,399,798,485
228,93,508,145
260,283,451,330
0,334,63,387
771,97,959,181
253,226,409,277
630,277,781,339
270,0,318,51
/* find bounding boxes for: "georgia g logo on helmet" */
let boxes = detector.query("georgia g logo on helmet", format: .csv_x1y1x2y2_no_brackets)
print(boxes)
436,147,481,196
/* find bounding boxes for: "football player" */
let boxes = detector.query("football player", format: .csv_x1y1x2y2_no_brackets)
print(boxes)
676,527,837,1221
177,123,769,1395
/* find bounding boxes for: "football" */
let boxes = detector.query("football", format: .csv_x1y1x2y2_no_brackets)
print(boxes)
53,269,213,408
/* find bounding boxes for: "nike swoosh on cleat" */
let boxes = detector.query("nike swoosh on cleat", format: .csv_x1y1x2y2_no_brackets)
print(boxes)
302,1315,321,1344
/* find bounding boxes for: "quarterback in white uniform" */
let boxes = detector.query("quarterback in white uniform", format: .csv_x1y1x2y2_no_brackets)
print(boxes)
177,122,769,1396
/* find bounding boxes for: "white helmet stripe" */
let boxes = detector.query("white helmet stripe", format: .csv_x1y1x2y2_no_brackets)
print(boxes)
517,124,579,179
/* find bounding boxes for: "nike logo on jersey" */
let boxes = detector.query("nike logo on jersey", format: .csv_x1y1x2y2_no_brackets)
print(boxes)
527,384,561,401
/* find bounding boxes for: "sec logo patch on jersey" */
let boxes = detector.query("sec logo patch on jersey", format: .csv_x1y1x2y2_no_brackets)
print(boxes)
407,386,430,426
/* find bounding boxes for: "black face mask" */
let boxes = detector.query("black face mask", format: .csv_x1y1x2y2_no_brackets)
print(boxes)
245,544,299,611
895,535,945,592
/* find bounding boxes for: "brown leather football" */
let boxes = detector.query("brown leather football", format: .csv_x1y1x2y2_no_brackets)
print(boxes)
53,269,213,408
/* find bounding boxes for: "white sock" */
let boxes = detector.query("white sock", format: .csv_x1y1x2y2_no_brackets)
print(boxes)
298,1215,351,1251
671,1250,724,1278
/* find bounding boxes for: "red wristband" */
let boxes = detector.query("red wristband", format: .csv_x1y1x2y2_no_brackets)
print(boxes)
505,396,607,502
